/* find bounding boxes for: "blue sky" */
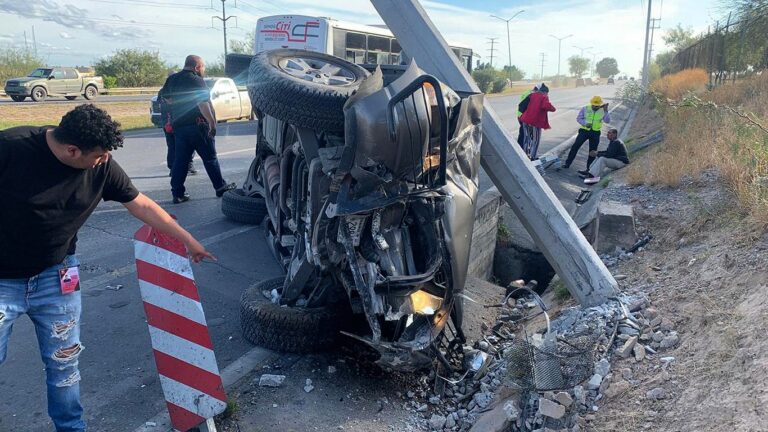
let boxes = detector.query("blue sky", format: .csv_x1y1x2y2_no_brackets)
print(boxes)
0,0,724,78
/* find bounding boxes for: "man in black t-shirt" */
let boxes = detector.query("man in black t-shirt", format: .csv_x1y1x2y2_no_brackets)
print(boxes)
160,54,235,203
0,105,214,432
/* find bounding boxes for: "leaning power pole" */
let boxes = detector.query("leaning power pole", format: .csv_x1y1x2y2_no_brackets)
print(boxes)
486,37,498,68
641,0,653,86
213,0,237,57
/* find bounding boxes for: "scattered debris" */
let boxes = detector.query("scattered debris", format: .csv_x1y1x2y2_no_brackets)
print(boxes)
303,378,315,393
258,374,286,388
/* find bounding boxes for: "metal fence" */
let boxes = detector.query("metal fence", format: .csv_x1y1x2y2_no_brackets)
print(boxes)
670,9,768,86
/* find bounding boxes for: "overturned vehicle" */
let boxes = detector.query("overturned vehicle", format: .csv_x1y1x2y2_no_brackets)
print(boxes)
233,49,483,371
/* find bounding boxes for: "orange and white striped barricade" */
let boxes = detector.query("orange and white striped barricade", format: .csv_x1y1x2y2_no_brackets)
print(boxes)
134,225,227,432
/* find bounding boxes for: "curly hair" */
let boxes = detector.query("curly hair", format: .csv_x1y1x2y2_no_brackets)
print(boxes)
53,104,124,152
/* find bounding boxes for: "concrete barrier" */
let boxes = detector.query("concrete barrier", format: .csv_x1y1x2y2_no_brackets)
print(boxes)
467,187,503,280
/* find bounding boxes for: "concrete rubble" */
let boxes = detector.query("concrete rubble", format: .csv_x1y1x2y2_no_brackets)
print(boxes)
398,284,681,431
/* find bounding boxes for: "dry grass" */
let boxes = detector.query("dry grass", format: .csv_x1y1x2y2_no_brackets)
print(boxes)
0,101,152,131
650,68,709,99
630,71,768,224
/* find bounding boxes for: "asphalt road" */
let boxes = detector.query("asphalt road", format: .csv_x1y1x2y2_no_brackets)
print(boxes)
0,94,153,105
0,83,622,432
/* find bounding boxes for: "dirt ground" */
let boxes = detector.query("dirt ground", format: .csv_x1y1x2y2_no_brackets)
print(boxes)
218,277,506,432
583,101,768,431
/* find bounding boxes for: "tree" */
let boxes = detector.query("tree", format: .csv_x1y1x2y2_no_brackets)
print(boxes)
230,31,255,55
662,24,696,51
0,48,44,84
595,57,619,78
568,55,590,78
94,49,168,87
502,65,525,81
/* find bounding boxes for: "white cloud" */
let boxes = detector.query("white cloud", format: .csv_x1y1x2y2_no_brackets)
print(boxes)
59,31,73,39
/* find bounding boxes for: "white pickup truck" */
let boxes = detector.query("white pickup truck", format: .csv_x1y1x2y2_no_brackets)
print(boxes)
150,77,253,127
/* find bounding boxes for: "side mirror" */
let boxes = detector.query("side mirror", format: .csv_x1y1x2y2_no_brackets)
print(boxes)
48,75,54,80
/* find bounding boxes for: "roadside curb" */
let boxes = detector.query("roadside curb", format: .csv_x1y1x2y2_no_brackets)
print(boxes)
134,346,280,432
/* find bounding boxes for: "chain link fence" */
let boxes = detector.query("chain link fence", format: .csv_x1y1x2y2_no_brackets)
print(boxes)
670,8,768,87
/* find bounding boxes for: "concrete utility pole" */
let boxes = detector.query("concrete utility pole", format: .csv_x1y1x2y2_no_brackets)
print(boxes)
641,0,653,86
491,11,524,80
213,0,237,57
31,25,37,57
550,33,573,77
647,18,662,69
371,0,618,307
539,52,546,79
23,31,28,53
573,45,592,57
486,37,499,68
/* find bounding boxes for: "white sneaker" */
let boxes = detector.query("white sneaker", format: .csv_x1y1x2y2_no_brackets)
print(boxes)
584,176,601,185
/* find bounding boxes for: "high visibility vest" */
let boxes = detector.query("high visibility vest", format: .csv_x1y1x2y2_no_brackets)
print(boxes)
517,90,531,117
580,105,605,131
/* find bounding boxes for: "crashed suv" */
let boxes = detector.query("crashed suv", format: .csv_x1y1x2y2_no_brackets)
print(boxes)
233,49,483,371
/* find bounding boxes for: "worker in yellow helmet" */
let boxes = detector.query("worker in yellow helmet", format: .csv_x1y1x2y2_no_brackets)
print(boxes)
562,95,611,175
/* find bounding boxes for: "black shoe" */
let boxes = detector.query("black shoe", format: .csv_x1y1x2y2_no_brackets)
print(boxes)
172,193,190,204
561,164,570,169
215,182,236,198
577,170,590,176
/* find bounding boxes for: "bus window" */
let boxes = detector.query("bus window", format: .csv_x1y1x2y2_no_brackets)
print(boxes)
391,39,402,54
346,32,366,50
346,50,365,64
367,35,390,52
367,52,390,64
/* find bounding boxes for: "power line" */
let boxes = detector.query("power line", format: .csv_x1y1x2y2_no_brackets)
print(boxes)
79,17,211,29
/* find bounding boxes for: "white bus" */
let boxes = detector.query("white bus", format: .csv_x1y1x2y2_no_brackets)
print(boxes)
254,15,474,72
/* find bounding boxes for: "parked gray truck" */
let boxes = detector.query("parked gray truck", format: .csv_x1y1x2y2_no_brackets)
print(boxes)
4,67,105,102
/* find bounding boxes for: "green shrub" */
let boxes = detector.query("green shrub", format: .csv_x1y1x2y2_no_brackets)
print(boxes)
103,75,117,89
0,48,44,84
491,78,507,93
471,68,495,93
94,49,168,87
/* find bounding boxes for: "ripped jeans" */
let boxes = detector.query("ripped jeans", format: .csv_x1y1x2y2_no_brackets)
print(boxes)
0,255,86,432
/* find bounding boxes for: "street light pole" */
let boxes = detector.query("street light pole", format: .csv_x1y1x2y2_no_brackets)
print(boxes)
587,50,601,77
572,45,592,57
549,33,573,77
491,10,525,80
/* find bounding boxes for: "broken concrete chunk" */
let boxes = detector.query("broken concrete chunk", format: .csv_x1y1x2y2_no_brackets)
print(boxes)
633,344,646,361
621,367,634,381
303,378,314,393
429,414,446,430
504,401,520,421
473,391,493,409
258,374,286,387
594,358,610,377
429,396,441,405
617,336,638,358
573,385,586,405
599,373,613,394
586,374,603,390
554,392,573,407
659,318,675,332
652,331,665,342
538,397,566,419
328,365,337,374
445,415,457,429
644,307,659,319
646,387,667,400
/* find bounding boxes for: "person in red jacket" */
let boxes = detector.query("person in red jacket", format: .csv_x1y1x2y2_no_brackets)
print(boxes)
519,83,556,160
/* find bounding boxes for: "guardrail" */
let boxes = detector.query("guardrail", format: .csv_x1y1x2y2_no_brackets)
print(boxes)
105,87,161,95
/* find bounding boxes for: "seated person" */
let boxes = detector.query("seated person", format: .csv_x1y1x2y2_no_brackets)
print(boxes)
583,128,630,184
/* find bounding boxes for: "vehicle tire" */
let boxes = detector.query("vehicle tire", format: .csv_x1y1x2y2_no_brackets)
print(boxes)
247,49,369,133
65,96,78,101
30,86,47,102
83,85,97,100
221,188,267,225
240,277,343,353
10,95,25,102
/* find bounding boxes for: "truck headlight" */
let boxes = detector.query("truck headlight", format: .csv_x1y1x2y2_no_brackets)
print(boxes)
409,290,443,315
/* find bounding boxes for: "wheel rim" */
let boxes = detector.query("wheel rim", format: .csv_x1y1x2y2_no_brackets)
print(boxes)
277,57,357,86
86,87,95,97
34,89,44,99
